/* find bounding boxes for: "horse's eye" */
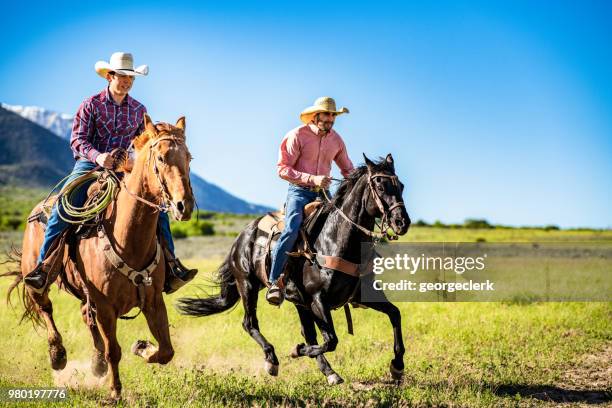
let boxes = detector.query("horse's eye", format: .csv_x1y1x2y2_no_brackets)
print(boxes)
157,155,165,164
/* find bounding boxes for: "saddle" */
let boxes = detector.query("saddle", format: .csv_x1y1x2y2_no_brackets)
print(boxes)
255,201,324,286
256,201,323,235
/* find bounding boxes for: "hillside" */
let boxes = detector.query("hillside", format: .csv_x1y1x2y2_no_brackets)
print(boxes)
0,105,272,214
0,107,73,186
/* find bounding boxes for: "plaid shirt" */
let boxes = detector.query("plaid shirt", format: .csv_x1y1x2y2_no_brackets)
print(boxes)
70,87,147,162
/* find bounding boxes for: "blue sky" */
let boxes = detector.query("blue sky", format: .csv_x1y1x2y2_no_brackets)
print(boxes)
1,1,611,228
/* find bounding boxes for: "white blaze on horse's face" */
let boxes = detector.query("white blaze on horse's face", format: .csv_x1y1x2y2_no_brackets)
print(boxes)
157,120,194,221
134,116,195,221
148,118,195,221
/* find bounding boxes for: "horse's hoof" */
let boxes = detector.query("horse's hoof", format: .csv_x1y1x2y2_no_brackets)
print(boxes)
91,351,108,377
110,389,122,401
327,373,344,385
264,361,279,376
290,343,304,358
389,361,404,381
49,344,67,370
131,340,153,357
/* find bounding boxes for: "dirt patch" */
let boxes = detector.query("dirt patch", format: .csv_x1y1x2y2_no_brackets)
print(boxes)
494,342,612,405
559,342,612,391
52,359,106,389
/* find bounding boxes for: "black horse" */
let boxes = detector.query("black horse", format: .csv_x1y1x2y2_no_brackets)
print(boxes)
177,154,410,384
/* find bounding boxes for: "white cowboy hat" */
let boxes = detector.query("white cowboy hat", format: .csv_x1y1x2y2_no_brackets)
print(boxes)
94,52,149,78
300,96,349,124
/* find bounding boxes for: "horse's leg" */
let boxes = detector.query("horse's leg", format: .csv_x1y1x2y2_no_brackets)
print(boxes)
354,291,405,381
291,293,338,359
95,304,122,399
80,303,107,377
293,305,344,385
241,282,279,376
20,224,67,371
132,293,174,364
28,289,67,370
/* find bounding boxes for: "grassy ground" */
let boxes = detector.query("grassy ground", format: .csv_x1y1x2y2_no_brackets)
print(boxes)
0,230,610,407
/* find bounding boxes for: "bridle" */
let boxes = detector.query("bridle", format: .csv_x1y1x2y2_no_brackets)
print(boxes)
323,169,406,241
365,168,406,240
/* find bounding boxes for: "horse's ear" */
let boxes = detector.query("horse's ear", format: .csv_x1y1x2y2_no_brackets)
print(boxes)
144,114,157,135
175,116,186,131
385,153,395,172
363,153,375,168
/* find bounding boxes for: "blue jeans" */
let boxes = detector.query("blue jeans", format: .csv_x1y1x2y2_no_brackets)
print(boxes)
38,159,175,263
269,184,320,284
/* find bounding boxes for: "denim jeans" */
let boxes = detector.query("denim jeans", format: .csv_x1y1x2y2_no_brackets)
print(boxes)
269,184,321,284
38,159,175,263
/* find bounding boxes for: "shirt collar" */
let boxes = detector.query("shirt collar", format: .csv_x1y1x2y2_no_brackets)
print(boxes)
103,86,130,106
307,123,334,138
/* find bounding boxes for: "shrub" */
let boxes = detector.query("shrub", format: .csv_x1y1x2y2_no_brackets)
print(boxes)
414,219,430,227
433,220,447,228
0,215,23,231
170,220,215,238
171,227,188,239
463,218,493,229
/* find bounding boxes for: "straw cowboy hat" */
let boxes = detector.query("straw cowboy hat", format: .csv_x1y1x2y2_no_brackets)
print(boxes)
94,52,149,79
300,96,349,124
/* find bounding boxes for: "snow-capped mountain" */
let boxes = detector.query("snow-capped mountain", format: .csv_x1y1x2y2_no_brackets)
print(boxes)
1,103,73,140
0,104,273,214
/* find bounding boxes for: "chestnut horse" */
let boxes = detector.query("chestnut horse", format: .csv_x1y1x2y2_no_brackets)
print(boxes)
5,116,194,398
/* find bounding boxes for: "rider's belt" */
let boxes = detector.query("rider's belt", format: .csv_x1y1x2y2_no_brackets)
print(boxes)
296,185,321,193
293,184,328,194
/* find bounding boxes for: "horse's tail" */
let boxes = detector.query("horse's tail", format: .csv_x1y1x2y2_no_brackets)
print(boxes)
175,255,240,317
0,246,43,327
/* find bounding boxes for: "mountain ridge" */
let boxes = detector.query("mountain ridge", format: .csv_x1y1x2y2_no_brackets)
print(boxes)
0,105,272,214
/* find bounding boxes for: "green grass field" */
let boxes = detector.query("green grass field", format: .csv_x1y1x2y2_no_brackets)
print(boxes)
0,229,610,407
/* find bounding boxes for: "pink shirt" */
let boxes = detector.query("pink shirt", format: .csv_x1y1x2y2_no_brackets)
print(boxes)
277,124,354,187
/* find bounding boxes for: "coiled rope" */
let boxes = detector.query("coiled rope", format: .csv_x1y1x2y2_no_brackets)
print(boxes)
43,169,119,224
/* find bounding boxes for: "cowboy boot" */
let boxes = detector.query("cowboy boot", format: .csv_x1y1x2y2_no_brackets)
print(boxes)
24,263,48,294
163,252,198,294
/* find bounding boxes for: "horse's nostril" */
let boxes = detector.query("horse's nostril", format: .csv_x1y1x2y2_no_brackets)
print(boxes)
177,201,185,213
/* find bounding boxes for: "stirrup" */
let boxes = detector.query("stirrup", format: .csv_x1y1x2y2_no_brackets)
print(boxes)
266,284,284,306
164,257,198,294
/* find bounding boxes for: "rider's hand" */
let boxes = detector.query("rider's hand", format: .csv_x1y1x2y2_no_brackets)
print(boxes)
312,175,331,189
95,153,114,169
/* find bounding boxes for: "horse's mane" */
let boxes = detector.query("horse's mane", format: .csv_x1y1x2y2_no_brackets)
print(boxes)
323,157,394,213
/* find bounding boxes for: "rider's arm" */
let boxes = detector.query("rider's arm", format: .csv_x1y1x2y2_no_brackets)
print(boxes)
277,132,315,186
70,100,101,163
334,135,354,178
